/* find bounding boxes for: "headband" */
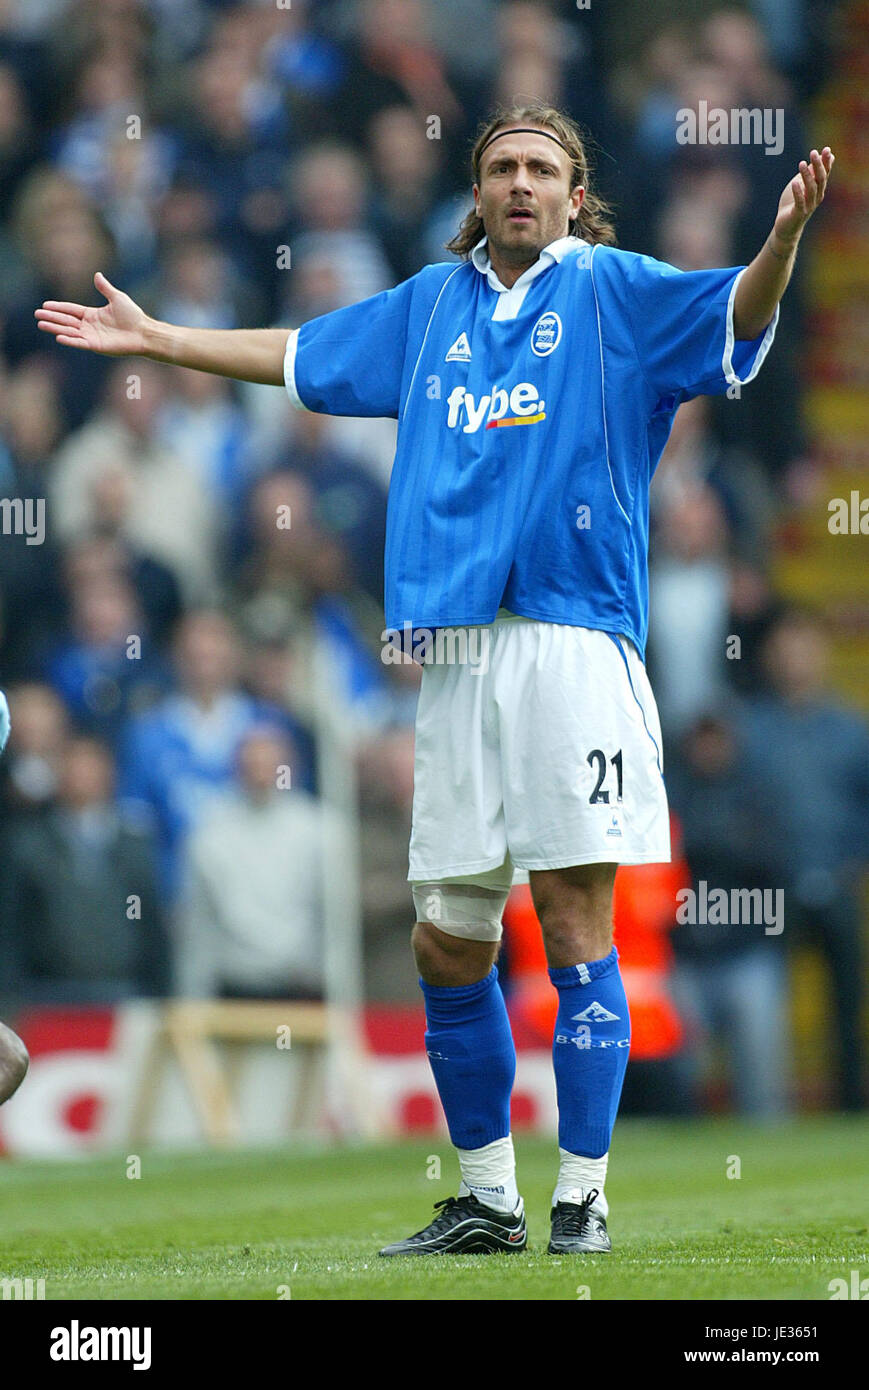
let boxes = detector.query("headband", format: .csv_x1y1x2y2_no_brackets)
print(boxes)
477,127,573,164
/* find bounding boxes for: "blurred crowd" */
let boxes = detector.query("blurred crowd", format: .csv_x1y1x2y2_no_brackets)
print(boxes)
0,0,864,1112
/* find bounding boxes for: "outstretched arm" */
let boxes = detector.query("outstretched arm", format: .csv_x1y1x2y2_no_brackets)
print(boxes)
733,147,834,340
35,271,289,386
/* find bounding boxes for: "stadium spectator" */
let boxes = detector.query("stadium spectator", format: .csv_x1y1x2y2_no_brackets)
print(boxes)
739,611,869,1110
42,558,168,746
389,0,497,85
48,358,224,602
655,175,741,271
625,27,693,163
241,634,317,783
258,0,347,148
357,720,418,997
0,359,66,680
172,34,289,292
0,681,68,820
0,9,53,135
60,534,182,654
723,561,784,697
491,2,570,115
699,10,810,480
3,168,114,427
265,406,388,610
288,142,393,309
367,104,444,283
702,9,792,112
52,49,157,206
648,481,732,739
117,608,309,900
0,732,168,1003
176,726,326,1000
150,238,255,332
155,363,253,514
74,125,170,285
668,712,791,1117
0,61,41,223
231,462,405,743
232,469,350,639
332,0,465,164
270,244,399,489
651,394,776,568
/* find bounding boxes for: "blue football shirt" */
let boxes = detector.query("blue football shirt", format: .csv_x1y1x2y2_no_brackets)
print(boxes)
284,235,778,657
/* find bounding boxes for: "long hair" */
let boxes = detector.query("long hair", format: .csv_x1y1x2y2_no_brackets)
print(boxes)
445,101,617,258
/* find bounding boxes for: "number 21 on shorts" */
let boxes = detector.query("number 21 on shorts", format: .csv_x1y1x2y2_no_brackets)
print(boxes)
587,748,623,804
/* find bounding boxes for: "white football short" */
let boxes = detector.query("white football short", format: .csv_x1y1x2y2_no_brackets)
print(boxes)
408,616,671,899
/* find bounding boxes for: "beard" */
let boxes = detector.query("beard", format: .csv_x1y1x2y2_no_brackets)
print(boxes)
482,206,572,265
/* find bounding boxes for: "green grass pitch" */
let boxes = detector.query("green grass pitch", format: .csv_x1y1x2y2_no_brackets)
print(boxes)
0,1117,866,1300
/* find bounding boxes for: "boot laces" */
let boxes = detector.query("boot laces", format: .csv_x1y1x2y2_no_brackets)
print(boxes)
557,1187,600,1234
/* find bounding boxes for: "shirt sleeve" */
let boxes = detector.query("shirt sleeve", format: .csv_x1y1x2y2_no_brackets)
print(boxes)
283,275,419,419
606,250,779,401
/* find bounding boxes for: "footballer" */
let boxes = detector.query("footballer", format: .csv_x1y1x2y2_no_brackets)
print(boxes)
35,101,833,1255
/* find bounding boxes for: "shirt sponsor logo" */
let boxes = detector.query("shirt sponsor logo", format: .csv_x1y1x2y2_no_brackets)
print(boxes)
530,310,562,357
445,382,545,433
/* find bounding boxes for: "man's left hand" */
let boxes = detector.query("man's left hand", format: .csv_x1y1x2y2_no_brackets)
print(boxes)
773,147,835,249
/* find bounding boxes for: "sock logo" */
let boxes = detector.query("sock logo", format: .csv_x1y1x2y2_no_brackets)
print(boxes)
572,1001,620,1023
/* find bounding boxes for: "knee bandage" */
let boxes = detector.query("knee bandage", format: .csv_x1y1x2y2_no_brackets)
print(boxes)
412,881,509,942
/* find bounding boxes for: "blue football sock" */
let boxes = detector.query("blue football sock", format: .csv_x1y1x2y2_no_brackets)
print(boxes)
420,966,515,1150
549,947,631,1158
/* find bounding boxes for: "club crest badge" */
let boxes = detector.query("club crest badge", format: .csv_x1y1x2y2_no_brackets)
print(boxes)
531,311,562,357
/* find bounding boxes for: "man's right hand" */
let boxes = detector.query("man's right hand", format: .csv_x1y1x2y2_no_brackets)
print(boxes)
35,270,149,356
35,273,291,385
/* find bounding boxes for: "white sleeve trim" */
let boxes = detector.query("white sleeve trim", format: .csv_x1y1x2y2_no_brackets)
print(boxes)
282,328,308,410
723,267,779,386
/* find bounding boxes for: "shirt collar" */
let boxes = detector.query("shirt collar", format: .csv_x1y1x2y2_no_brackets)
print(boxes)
470,234,587,292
